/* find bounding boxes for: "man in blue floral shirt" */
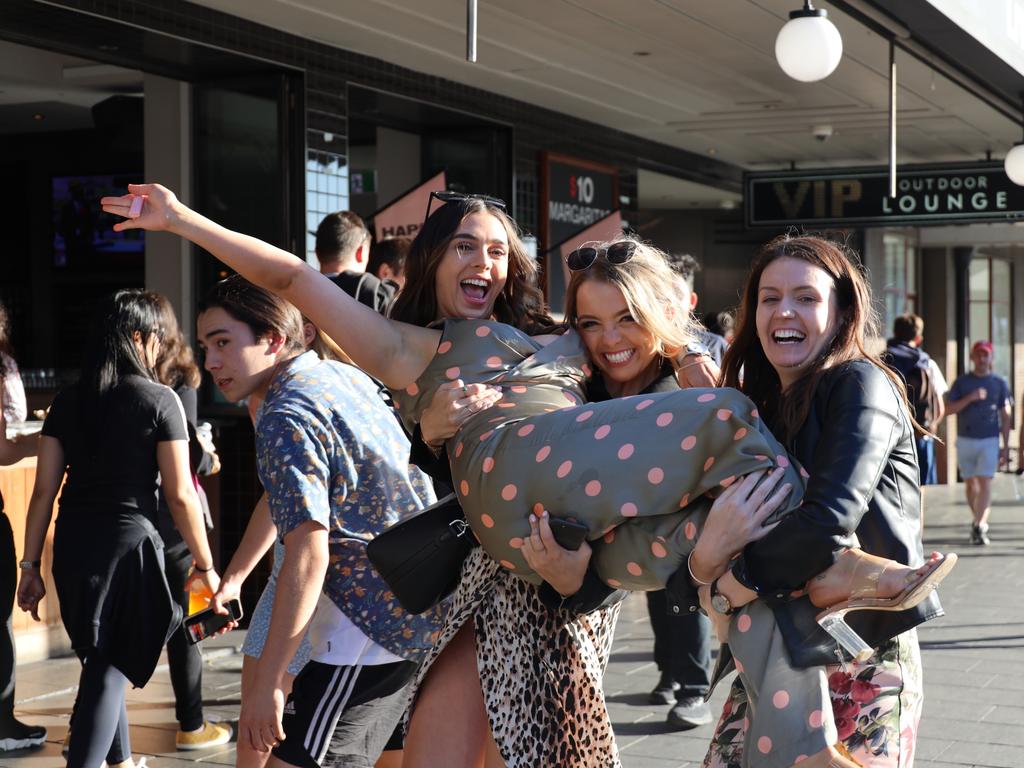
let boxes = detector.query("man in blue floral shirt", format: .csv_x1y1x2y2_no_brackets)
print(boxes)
199,276,441,767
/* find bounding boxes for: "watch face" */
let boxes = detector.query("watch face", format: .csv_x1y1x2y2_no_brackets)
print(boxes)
711,593,732,615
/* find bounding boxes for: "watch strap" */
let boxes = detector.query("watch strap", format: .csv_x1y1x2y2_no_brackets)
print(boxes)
19,560,41,569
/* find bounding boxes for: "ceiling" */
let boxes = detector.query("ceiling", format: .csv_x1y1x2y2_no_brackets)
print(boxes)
0,39,141,134
188,0,1020,176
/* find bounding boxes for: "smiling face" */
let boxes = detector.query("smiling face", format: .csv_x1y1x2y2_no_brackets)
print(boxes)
755,256,841,390
433,211,510,320
575,278,661,395
197,307,281,402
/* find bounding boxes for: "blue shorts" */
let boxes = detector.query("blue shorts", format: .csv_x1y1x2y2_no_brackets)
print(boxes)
957,436,999,479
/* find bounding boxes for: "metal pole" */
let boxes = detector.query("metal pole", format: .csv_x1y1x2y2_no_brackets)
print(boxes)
889,38,897,198
467,0,478,63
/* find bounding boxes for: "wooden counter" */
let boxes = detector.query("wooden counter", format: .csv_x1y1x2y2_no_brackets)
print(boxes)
0,457,71,663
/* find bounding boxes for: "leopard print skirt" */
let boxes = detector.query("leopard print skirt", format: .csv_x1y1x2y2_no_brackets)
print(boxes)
408,546,622,767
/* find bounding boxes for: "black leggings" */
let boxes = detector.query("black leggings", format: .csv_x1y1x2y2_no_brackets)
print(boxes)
0,512,17,722
163,540,204,731
67,650,131,768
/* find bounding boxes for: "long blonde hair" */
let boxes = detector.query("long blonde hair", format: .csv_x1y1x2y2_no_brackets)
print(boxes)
564,237,696,359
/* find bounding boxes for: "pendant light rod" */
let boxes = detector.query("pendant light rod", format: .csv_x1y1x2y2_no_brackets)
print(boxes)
888,38,897,198
467,0,478,63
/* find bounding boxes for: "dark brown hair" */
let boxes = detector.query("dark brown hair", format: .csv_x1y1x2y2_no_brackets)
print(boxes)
892,313,924,343
0,301,12,376
315,211,369,264
148,292,201,390
368,237,410,279
198,274,306,354
389,197,553,333
721,234,912,443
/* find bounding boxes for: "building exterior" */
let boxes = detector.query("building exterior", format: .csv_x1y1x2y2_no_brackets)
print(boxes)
2,0,1024,657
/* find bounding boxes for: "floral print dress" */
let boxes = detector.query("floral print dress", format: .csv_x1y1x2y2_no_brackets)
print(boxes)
705,629,923,767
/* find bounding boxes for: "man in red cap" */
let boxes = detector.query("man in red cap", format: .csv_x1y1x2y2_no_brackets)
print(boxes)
945,340,1012,545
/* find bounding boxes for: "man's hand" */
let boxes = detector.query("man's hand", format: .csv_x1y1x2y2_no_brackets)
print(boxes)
209,571,243,635
240,676,287,753
520,511,591,597
972,387,988,402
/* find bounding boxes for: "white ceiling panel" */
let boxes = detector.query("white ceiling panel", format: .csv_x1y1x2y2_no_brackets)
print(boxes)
184,0,1023,173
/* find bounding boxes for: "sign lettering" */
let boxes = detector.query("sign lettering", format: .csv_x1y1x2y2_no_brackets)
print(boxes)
746,163,1024,227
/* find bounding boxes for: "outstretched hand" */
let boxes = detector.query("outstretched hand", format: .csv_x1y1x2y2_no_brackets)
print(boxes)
100,183,181,233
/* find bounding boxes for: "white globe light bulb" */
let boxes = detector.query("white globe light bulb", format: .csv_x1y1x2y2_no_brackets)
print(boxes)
775,11,843,82
1005,143,1024,185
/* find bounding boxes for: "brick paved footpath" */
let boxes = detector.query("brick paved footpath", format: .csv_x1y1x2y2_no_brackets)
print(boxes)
2,478,1020,767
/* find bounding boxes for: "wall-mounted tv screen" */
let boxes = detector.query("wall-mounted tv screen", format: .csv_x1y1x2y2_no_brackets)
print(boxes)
52,174,144,267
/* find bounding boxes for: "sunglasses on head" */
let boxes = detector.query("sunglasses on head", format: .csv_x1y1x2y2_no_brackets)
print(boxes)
424,190,507,224
565,241,638,272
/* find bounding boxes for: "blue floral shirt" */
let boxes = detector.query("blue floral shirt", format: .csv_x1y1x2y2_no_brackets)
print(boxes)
255,352,444,661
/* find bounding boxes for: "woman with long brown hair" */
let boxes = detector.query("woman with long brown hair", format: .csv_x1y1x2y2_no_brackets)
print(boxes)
691,234,944,767
148,292,232,752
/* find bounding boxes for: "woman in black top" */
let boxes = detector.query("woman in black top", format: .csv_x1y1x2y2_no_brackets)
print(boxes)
692,235,947,767
17,290,218,768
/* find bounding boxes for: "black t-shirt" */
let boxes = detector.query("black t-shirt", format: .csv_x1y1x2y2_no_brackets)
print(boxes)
329,270,397,315
42,375,188,519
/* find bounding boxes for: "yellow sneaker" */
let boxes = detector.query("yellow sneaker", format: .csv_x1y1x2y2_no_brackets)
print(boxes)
176,721,233,751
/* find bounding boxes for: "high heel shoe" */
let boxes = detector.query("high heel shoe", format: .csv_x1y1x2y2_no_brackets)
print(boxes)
815,552,958,662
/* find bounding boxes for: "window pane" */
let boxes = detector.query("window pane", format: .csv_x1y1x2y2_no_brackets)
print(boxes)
969,259,990,301
907,245,916,291
969,301,989,345
993,260,1011,303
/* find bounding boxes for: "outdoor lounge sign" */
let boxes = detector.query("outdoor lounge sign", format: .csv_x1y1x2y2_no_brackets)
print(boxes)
745,163,1024,227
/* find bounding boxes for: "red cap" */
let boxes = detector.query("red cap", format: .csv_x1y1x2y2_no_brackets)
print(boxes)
971,340,993,355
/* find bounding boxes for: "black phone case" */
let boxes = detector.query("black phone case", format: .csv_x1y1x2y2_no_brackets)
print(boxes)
548,517,588,551
184,599,242,644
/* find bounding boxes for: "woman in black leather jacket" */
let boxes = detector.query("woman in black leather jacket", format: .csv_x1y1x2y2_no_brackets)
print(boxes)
691,234,948,768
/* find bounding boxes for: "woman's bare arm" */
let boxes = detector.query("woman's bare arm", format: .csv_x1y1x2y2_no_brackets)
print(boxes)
101,184,439,389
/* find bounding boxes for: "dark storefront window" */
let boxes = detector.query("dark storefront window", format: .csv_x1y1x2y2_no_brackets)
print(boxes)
969,255,1013,382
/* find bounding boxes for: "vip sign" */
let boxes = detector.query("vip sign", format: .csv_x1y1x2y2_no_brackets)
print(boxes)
746,163,1024,227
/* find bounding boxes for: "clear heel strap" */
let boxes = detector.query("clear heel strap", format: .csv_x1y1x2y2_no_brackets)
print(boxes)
817,611,874,662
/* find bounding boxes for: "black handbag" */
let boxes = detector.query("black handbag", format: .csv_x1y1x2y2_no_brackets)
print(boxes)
366,493,473,614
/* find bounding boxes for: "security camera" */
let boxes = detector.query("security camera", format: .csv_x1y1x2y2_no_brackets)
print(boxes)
812,125,834,142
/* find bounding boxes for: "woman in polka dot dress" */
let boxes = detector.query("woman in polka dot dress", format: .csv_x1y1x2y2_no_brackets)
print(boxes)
106,186,952,768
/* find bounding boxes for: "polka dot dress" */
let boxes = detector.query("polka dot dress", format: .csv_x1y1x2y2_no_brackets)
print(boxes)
391,319,806,589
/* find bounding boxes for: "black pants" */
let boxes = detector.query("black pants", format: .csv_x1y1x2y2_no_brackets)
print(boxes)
0,512,17,722
646,589,712,699
162,540,204,732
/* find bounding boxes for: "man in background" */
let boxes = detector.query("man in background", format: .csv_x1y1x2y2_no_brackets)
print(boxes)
945,340,1012,545
315,211,395,314
367,237,410,292
882,313,946,485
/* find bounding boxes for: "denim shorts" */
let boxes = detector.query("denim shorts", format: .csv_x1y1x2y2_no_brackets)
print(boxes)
957,436,999,479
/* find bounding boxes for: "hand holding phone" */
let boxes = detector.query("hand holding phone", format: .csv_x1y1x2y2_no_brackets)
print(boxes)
547,517,589,551
184,598,243,644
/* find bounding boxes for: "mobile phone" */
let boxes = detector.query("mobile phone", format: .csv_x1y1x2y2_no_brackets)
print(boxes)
548,517,589,551
183,599,242,645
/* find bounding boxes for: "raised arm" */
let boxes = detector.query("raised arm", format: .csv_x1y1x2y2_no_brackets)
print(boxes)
101,184,438,389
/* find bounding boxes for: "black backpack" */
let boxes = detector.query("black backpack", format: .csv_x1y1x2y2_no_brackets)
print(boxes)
883,344,941,429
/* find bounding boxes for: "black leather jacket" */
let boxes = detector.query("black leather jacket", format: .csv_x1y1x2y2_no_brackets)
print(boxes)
671,359,944,668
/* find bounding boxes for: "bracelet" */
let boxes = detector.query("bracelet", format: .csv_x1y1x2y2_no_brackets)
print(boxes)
194,563,214,573
687,551,713,586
